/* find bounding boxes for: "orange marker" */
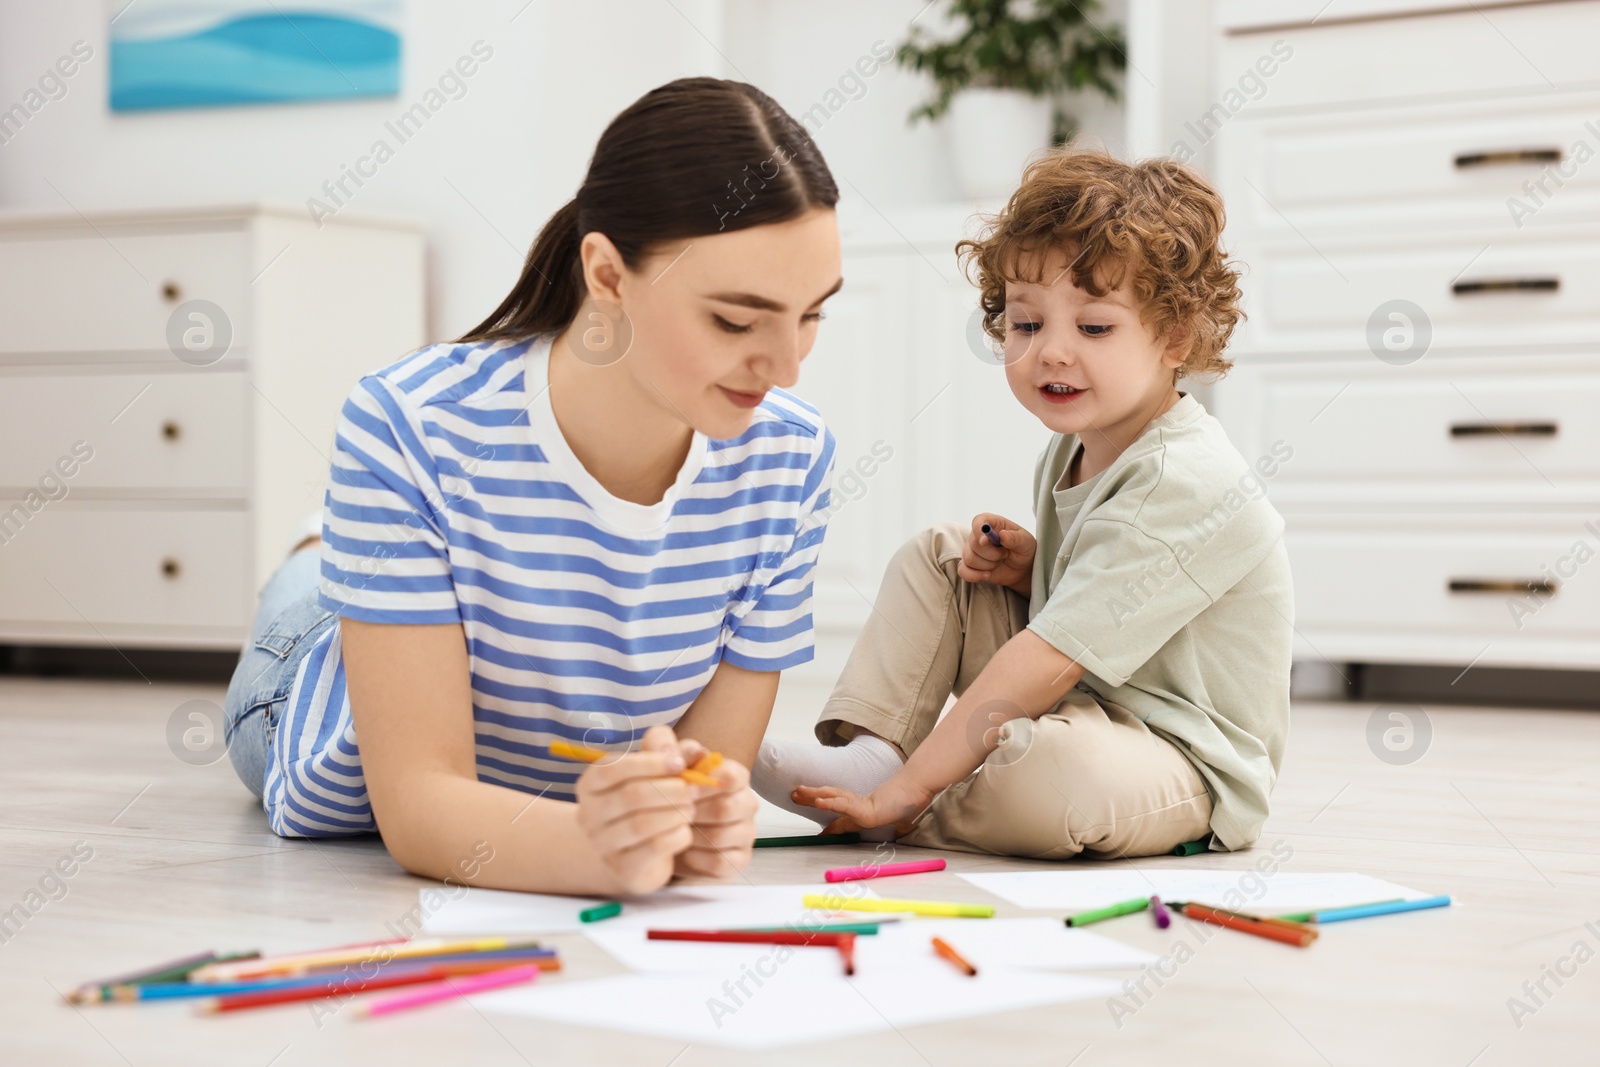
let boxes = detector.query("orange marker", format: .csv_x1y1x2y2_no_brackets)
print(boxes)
548,741,723,788
931,936,977,977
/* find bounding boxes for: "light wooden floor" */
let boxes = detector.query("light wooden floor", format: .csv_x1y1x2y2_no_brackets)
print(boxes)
1,673,1596,1066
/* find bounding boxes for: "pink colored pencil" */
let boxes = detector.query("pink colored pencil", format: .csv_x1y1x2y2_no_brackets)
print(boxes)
825,858,946,882
355,964,539,1018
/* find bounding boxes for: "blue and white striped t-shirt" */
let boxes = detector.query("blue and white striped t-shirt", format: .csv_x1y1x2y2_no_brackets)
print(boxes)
261,334,836,837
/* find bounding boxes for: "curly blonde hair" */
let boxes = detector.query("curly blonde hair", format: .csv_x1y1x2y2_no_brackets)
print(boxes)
957,148,1244,378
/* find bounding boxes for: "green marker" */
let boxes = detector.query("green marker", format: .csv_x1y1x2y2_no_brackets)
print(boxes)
736,922,884,935
754,832,862,848
1173,839,1209,856
580,901,623,923
1065,896,1151,927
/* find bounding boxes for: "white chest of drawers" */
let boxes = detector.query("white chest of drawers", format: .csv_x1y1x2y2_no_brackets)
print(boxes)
1210,0,1600,670
0,204,425,650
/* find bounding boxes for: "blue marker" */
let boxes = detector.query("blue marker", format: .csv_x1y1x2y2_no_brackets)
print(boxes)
1309,895,1451,923
979,523,1003,548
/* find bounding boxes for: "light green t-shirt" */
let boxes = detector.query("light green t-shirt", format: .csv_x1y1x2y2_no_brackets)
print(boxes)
1025,393,1294,850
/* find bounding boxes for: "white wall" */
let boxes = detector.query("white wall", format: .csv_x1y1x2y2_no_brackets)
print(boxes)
0,0,726,347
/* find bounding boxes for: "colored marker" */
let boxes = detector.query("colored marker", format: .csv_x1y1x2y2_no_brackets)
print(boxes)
980,523,1003,547
580,901,623,923
1177,903,1316,947
1169,902,1318,939
1274,899,1403,924
802,894,994,918
356,964,539,1018
1304,895,1451,924
548,740,721,787
931,936,977,977
646,930,857,975
1173,839,1209,856
825,858,946,882
735,922,888,935
754,832,862,848
1065,896,1150,927
1149,895,1172,929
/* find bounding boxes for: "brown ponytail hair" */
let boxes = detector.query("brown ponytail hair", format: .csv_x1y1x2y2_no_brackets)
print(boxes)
457,77,840,343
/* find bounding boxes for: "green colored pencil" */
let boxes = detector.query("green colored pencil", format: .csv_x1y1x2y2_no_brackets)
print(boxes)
69,950,260,1004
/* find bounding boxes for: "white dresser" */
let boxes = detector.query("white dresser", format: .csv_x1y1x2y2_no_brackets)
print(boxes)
0,204,425,650
1209,0,1600,670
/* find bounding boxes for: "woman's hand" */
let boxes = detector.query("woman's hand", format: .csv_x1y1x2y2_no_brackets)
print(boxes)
671,740,759,881
956,513,1036,597
791,779,932,837
573,725,698,895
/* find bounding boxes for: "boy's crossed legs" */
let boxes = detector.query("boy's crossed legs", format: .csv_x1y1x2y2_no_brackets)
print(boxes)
754,522,1213,859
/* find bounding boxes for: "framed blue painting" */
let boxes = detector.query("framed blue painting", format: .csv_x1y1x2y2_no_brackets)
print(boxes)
109,0,402,112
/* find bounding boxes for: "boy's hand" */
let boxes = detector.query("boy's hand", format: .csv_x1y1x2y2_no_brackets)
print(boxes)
791,781,930,837
957,513,1036,597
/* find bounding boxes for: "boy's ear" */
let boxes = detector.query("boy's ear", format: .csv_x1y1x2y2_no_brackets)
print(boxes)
1160,324,1195,371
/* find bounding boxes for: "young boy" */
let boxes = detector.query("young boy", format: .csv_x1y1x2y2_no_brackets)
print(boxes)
752,150,1293,858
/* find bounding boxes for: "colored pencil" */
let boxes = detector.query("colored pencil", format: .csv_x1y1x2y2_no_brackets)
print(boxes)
1065,896,1150,927
754,832,862,848
69,951,259,1004
825,858,946,882
117,973,375,1002
194,937,530,982
1274,899,1403,924
803,894,994,918
646,929,857,975
548,740,726,788
302,947,560,975
580,901,623,923
1150,895,1172,929
1177,903,1317,947
205,966,461,1014
357,964,540,1018
932,936,977,977
1301,895,1451,924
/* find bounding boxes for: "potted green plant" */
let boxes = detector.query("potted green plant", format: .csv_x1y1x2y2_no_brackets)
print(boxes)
897,0,1126,198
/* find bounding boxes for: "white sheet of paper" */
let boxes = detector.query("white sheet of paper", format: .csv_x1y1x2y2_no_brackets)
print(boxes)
587,915,1155,975
958,870,1435,913
475,965,1120,1049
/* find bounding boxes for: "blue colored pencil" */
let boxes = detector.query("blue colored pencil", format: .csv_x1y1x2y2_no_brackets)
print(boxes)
1309,895,1451,923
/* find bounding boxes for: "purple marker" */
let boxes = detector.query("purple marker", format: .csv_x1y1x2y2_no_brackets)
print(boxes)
1150,895,1172,929
980,523,1003,548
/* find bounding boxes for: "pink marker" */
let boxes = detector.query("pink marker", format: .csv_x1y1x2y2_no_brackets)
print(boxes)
355,964,539,1019
825,858,947,882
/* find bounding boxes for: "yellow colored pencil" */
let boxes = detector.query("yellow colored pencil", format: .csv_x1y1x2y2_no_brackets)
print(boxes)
548,741,724,788
192,937,525,982
802,894,995,918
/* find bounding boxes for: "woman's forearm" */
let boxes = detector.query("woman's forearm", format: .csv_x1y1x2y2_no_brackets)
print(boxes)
888,629,1085,808
375,770,626,895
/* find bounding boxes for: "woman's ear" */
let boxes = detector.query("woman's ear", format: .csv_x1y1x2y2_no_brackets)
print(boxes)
578,231,628,305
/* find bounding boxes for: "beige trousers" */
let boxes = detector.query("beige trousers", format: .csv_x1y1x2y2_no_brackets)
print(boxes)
816,522,1213,859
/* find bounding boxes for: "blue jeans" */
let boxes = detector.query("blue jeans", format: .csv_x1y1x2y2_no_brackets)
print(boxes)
223,549,337,799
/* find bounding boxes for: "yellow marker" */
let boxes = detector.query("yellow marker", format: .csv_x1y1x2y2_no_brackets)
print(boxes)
803,894,995,918
548,740,724,788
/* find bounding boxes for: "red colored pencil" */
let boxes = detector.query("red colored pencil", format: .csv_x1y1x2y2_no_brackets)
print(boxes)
204,965,458,1013
645,929,857,974
1178,903,1317,947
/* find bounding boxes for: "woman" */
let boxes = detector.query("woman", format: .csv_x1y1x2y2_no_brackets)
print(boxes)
221,77,843,896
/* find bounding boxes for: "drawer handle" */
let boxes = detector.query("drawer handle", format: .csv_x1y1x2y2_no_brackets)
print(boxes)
161,420,181,441
160,558,182,580
1452,277,1560,295
1453,147,1562,169
1449,421,1557,438
162,280,183,303
1448,578,1557,596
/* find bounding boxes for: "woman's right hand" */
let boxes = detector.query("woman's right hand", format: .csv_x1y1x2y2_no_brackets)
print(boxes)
956,513,1036,596
573,725,699,895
